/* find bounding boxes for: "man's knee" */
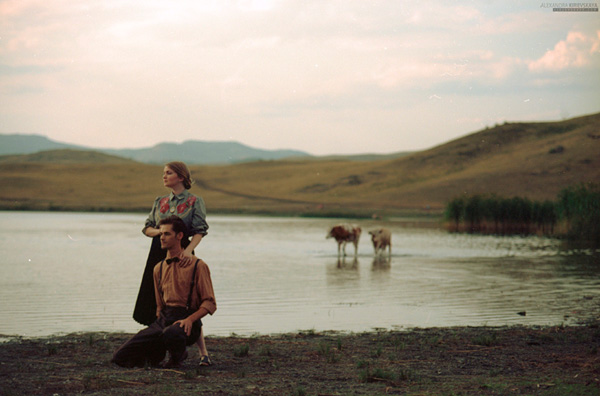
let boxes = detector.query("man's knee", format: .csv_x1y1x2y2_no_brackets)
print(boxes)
112,346,142,368
111,326,165,368
111,350,130,367
163,323,200,346
163,323,187,344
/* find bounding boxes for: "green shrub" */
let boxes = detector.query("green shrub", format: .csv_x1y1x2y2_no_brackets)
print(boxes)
234,344,250,357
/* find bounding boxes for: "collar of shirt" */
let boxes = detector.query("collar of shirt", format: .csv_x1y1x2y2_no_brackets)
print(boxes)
169,190,189,202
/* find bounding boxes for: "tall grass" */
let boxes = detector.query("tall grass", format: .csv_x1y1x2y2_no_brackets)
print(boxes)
556,183,600,245
444,183,599,244
444,194,555,235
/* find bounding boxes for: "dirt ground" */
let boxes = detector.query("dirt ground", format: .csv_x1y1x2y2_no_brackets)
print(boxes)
1,323,599,396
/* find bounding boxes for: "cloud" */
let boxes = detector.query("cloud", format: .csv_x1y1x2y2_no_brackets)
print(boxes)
1,1,599,155
528,30,600,72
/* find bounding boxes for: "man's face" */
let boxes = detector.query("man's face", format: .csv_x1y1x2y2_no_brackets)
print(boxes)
159,224,182,250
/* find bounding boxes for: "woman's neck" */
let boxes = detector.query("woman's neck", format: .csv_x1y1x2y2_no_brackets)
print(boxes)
171,185,185,195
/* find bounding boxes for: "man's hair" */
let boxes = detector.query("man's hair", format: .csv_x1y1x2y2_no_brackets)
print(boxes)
158,215,188,236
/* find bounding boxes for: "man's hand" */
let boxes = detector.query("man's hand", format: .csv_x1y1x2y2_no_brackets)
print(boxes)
174,317,195,336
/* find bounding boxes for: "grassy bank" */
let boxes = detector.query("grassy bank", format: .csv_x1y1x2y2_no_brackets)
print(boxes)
1,325,599,395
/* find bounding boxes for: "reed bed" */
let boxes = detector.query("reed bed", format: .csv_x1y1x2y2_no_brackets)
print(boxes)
445,183,600,245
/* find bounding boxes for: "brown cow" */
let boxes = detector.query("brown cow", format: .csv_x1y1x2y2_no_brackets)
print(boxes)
327,224,362,257
368,228,391,257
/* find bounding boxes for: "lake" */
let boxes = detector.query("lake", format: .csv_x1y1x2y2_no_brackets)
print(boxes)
0,211,598,338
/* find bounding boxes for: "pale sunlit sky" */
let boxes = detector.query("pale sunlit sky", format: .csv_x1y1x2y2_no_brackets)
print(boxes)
1,0,599,155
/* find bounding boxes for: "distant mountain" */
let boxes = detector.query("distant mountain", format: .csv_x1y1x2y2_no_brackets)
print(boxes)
0,134,310,164
0,134,79,155
102,140,310,164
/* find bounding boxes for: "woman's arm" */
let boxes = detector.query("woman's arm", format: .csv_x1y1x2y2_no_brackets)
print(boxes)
143,226,161,238
178,193,208,265
142,197,162,237
185,233,203,254
180,234,203,265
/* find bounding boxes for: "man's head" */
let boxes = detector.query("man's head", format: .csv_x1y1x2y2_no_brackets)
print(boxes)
158,216,188,250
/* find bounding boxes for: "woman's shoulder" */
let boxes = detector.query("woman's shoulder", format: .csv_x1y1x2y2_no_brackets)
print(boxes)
185,189,202,198
184,191,204,204
148,195,171,215
153,194,170,201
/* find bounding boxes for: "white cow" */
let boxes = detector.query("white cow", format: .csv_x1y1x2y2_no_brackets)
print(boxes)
368,228,391,257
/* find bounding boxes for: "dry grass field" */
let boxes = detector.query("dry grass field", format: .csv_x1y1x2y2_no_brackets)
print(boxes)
1,112,599,217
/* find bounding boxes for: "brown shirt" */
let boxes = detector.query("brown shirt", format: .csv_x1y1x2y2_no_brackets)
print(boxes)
153,257,217,316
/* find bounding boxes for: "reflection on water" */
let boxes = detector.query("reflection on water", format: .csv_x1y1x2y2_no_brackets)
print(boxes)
0,211,598,338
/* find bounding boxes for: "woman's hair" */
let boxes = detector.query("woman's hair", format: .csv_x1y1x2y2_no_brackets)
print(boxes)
166,161,193,190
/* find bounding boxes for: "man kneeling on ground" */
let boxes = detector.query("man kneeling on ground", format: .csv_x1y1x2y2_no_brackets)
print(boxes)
112,215,217,368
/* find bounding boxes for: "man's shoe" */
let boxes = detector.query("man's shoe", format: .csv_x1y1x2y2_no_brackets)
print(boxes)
199,355,213,366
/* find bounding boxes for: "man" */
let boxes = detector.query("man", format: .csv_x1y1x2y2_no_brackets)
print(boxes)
112,215,217,368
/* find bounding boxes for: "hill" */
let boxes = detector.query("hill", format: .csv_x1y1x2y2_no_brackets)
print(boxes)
0,149,136,164
0,113,598,215
0,134,310,164
186,112,600,215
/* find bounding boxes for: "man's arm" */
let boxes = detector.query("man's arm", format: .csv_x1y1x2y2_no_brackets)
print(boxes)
152,264,165,318
175,261,216,336
174,307,209,336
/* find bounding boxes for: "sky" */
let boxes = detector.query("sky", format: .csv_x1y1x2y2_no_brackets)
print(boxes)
1,1,599,155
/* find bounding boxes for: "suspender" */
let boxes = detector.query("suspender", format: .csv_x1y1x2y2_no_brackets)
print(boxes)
158,259,200,311
186,259,199,311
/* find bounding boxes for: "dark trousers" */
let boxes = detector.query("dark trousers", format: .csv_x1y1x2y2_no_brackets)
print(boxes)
112,306,201,368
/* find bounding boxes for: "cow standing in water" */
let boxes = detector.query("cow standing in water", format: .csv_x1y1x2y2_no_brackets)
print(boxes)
327,224,362,257
368,228,391,257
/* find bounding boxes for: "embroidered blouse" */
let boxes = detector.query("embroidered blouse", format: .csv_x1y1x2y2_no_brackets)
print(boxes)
143,190,209,237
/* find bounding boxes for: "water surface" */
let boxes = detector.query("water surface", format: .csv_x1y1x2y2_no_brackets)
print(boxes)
0,212,598,338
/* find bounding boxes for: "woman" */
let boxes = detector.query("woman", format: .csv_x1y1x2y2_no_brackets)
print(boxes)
133,161,212,365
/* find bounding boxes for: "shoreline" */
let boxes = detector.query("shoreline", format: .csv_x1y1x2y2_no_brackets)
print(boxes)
2,323,599,395
0,319,597,341
0,205,444,219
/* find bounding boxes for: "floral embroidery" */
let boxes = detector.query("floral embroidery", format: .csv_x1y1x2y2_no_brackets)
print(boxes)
177,195,197,214
159,197,170,214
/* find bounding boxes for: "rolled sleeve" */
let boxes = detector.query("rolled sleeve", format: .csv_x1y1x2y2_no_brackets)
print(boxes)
142,197,161,234
196,262,216,315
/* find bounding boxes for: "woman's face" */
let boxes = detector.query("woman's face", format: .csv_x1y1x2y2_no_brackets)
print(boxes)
163,166,184,189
